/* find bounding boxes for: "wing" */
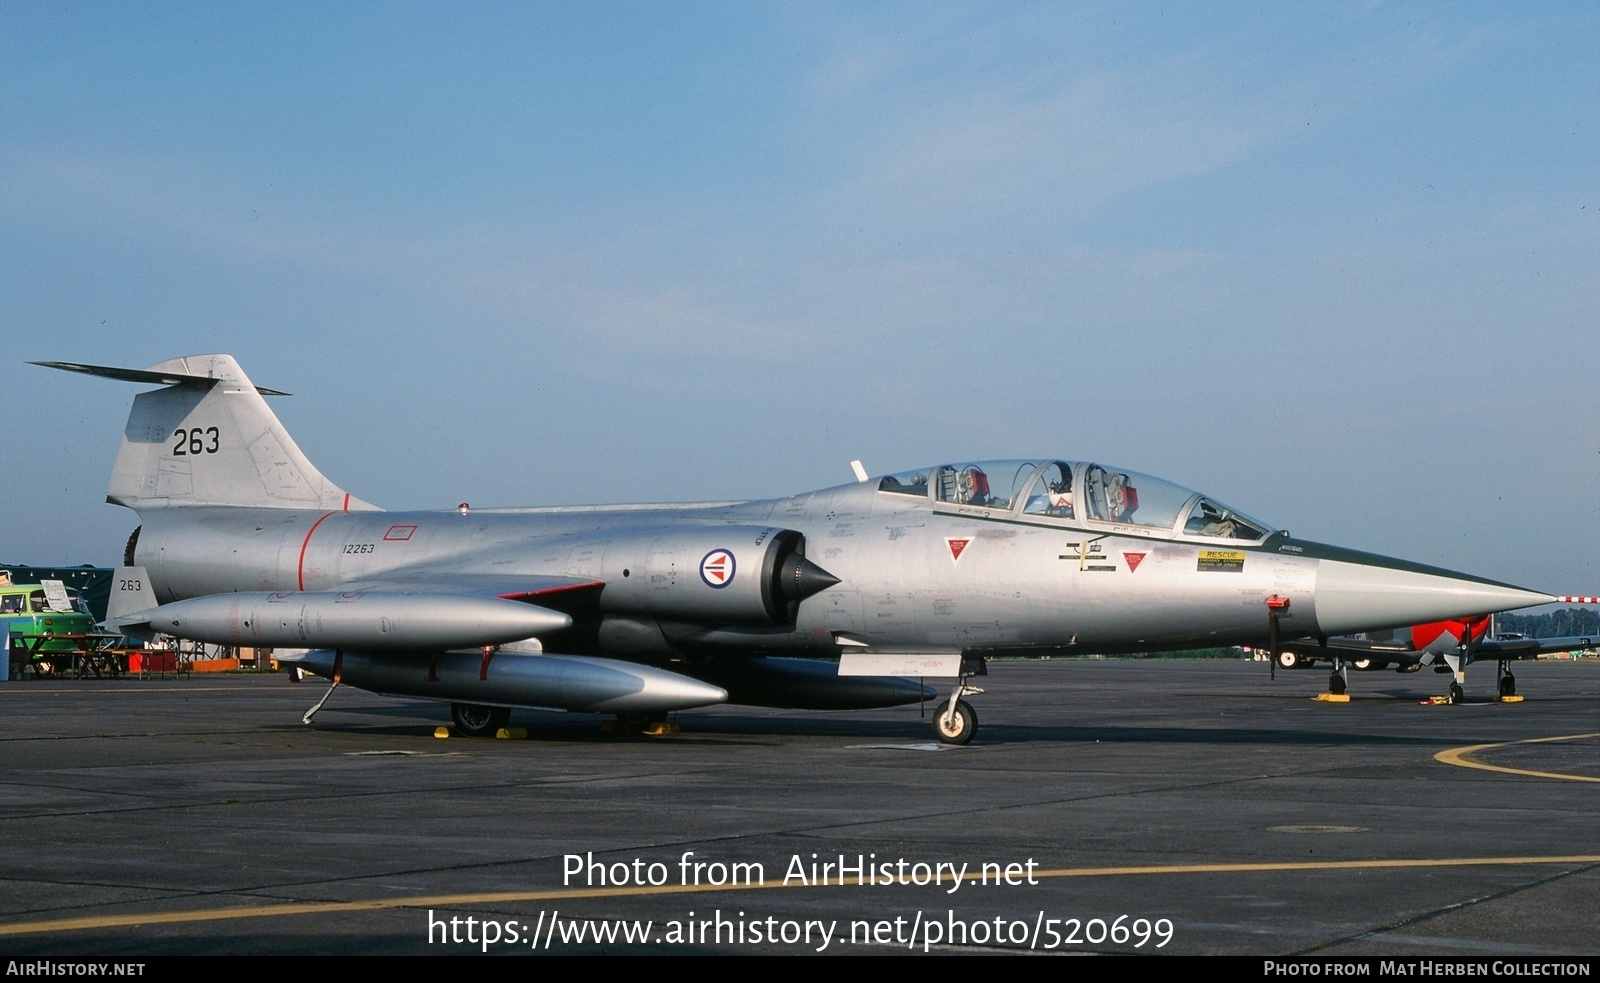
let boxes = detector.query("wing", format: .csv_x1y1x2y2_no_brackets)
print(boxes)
330,573,603,603
110,567,602,650
1474,634,1596,659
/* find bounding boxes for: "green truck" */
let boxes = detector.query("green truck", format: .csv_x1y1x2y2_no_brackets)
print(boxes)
2,574,99,675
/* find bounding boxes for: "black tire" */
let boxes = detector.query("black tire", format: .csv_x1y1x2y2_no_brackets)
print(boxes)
1328,673,1347,696
933,699,977,746
1447,682,1464,705
451,702,510,737
1498,674,1516,698
616,711,667,735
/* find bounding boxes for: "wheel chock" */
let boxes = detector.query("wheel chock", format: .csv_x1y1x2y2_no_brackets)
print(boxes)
601,720,679,735
434,726,452,738
495,726,528,739
1422,696,1451,705
1315,692,1350,703
1493,695,1524,704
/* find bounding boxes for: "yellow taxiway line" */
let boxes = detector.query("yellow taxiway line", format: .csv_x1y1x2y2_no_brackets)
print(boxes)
1434,732,1600,783
5,854,1600,937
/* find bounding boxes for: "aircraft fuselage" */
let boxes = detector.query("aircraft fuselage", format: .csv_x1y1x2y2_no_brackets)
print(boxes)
132,478,1518,663
42,355,1556,740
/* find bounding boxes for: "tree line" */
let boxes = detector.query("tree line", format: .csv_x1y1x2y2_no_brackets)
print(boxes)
1496,608,1599,638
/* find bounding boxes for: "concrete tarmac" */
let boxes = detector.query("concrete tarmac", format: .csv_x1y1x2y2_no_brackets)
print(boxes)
0,659,1596,956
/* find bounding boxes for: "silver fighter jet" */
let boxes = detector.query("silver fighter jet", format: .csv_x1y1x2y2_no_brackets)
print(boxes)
1270,614,1595,703
39,355,1555,743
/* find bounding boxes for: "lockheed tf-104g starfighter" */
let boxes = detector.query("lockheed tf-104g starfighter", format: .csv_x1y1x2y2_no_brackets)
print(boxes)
39,355,1556,742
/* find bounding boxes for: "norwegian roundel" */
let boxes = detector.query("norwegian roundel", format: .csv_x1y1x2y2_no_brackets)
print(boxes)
699,548,736,588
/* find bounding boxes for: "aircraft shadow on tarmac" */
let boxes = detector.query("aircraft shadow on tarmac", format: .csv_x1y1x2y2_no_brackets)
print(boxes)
291,702,1465,749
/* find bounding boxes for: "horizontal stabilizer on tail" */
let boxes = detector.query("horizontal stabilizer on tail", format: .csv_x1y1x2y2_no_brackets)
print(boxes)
30,360,291,395
37,355,377,512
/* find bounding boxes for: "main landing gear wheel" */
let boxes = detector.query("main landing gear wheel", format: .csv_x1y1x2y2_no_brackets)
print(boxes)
1328,672,1347,696
934,699,977,746
1498,674,1517,698
451,702,510,737
1447,682,1464,705
615,711,667,735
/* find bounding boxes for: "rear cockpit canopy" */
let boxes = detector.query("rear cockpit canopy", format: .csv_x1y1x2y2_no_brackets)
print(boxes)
876,459,1273,543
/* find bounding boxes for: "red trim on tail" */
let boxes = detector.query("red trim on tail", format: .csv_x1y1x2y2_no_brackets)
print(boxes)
1412,615,1490,650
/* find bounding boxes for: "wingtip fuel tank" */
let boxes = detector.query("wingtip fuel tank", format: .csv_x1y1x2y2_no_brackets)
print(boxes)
294,650,728,715
140,591,571,650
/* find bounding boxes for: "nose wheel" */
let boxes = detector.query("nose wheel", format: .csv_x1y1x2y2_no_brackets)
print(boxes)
934,699,977,745
1321,655,1350,700
1447,682,1464,705
933,659,985,745
1495,656,1518,699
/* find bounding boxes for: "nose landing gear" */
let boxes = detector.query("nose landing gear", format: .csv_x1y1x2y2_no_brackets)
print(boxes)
932,657,986,745
934,699,977,745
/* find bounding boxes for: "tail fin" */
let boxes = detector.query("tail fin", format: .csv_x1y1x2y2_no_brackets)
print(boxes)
35,355,379,512
1411,615,1490,653
105,565,158,639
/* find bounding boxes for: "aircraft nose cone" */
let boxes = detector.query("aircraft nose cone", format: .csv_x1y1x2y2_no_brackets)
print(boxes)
1313,559,1554,637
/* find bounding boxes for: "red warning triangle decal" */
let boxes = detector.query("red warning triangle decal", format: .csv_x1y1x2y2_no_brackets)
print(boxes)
947,538,971,562
1123,552,1146,572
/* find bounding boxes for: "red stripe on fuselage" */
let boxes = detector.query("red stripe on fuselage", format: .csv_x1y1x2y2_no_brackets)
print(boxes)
297,512,338,591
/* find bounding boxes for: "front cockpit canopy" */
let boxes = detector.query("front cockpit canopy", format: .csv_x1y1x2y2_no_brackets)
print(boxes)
877,459,1273,542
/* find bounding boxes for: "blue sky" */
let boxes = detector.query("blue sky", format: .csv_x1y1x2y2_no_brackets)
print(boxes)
2,2,1596,600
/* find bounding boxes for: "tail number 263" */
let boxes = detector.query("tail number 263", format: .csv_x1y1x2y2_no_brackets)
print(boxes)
172,426,220,455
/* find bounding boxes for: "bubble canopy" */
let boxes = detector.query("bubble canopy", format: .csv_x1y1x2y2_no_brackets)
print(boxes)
875,459,1275,543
